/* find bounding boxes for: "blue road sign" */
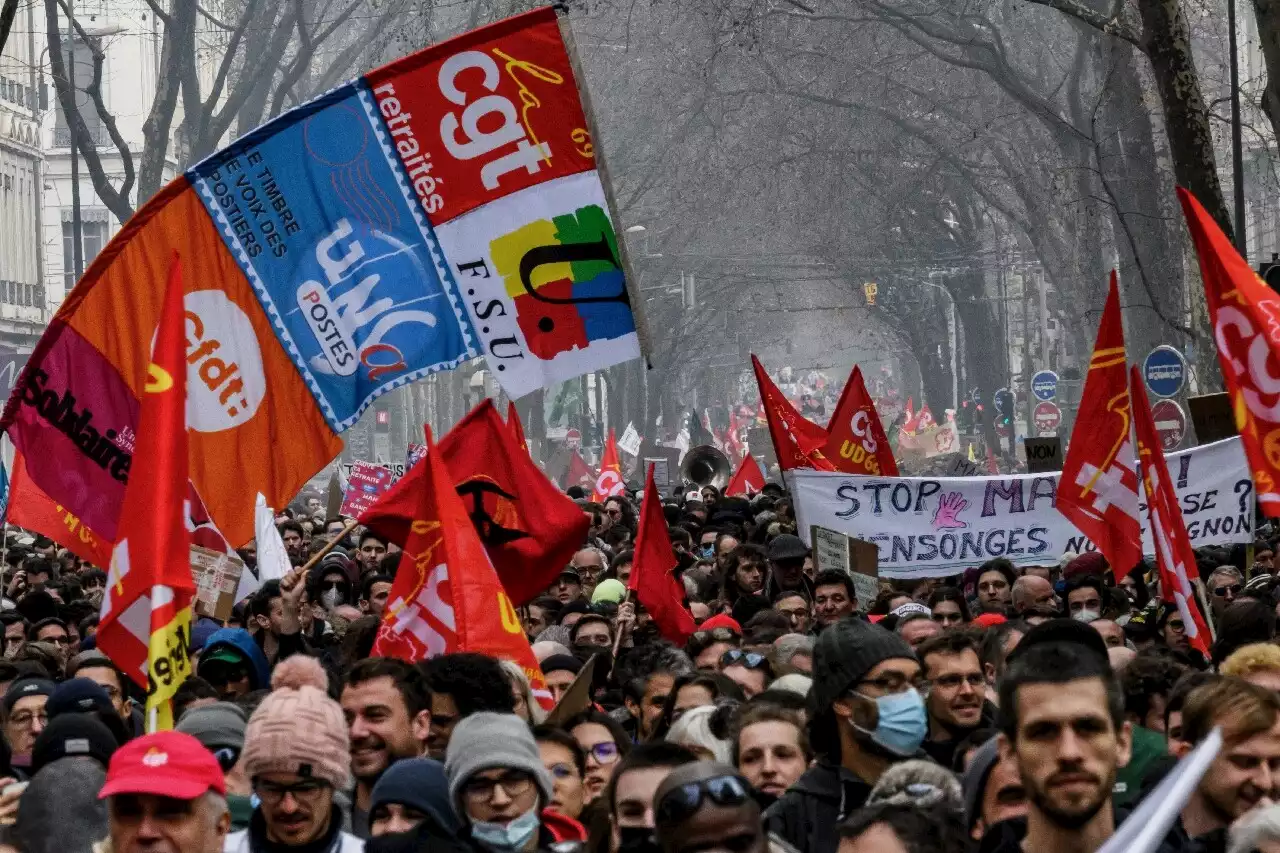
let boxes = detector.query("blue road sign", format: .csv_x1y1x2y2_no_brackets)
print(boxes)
994,387,1013,415
1031,370,1058,402
1143,346,1185,398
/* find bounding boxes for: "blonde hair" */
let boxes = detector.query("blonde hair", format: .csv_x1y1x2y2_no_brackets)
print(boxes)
1221,643,1280,679
499,658,547,725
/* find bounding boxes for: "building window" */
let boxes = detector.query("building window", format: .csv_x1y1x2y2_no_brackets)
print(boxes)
62,220,109,289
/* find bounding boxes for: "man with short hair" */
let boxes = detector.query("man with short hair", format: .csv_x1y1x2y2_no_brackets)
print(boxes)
607,742,700,853
895,612,941,649
992,620,1131,853
68,650,132,726
5,676,53,772
359,574,393,620
766,535,814,600
654,762,766,853
812,571,856,628
1092,620,1126,649
341,658,432,838
100,730,231,853
357,531,388,576
773,592,811,635
1063,575,1106,623
1207,566,1244,620
975,559,1015,614
246,576,309,667
278,521,306,563
1,613,26,659
421,653,516,760
29,617,71,664
765,620,924,853
569,547,607,596
551,569,583,605
917,633,993,768
1156,677,1280,851
1010,575,1055,616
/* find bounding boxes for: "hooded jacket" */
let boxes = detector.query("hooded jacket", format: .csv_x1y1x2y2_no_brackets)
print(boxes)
200,628,271,691
763,761,873,853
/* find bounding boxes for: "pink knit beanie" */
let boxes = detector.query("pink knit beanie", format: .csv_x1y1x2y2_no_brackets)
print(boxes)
241,656,349,789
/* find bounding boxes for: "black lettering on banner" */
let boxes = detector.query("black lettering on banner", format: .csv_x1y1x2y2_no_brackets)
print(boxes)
835,483,861,518
19,368,133,483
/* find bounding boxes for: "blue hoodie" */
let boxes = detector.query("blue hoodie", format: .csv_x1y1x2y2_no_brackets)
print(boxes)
199,628,270,690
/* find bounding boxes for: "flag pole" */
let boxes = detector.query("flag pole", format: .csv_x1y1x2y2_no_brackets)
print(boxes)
300,519,360,573
612,589,632,657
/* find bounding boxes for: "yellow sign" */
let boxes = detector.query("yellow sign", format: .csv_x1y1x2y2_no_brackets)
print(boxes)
863,282,878,306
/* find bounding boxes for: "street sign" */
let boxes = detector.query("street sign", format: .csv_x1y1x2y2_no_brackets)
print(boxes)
994,387,1013,415
566,428,582,449
969,387,981,405
1031,370,1058,401
1033,401,1062,434
1143,346,1186,398
1151,399,1187,451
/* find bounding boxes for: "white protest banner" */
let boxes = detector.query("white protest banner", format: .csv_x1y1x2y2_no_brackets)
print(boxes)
791,436,1254,578
618,422,643,457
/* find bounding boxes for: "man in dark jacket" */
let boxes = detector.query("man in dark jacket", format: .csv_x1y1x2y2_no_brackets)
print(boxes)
198,628,271,701
763,619,925,853
917,632,995,768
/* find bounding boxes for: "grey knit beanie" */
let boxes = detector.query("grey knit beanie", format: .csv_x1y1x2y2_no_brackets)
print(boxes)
811,619,916,711
176,701,247,751
444,712,553,822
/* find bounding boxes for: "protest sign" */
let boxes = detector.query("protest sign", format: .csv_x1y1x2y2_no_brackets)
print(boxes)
791,436,1254,578
1024,437,1062,473
618,422,643,457
811,525,851,573
190,545,245,622
339,461,396,517
646,457,671,491
849,538,880,608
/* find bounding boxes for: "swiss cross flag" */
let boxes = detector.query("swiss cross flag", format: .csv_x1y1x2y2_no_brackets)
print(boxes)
1056,273,1142,578
593,429,626,500
1131,366,1212,657
372,425,552,708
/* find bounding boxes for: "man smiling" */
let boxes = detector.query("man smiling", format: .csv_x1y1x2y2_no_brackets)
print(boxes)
918,633,993,768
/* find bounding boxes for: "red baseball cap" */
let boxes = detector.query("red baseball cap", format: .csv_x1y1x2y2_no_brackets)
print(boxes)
99,731,226,799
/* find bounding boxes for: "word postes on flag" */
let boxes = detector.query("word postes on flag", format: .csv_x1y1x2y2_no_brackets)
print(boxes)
1,7,641,550
790,436,1255,578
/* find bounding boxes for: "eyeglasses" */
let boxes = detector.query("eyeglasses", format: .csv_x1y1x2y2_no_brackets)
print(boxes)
462,771,534,803
547,763,579,780
930,673,986,690
655,774,750,825
1212,583,1242,598
8,711,46,727
583,742,620,765
255,778,330,802
856,673,923,696
720,650,769,671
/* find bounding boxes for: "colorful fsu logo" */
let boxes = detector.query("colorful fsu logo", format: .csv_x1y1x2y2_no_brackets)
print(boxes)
489,203,632,359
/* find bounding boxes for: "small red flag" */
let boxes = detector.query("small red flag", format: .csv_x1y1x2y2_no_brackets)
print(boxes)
567,450,595,489
372,425,552,708
751,355,833,471
1131,366,1212,657
629,464,696,645
360,401,589,607
7,451,111,567
592,428,626,501
1179,188,1280,516
902,397,919,433
822,366,899,476
1057,273,1142,578
97,253,194,730
507,401,528,453
724,455,766,497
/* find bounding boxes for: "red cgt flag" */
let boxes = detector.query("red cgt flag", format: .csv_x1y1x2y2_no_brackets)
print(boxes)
822,365,899,476
372,425,552,708
97,254,194,731
593,428,626,501
724,454,766,497
1179,188,1280,516
1056,273,1142,578
1131,366,1212,657
629,464,696,644
360,401,589,607
751,354,833,471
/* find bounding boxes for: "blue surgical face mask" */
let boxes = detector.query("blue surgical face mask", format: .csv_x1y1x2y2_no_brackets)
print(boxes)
470,806,540,851
852,688,928,757
699,544,715,558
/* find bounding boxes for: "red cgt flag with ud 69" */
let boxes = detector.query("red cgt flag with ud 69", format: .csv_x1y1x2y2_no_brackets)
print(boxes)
360,400,588,607
371,425,552,708
822,365,898,477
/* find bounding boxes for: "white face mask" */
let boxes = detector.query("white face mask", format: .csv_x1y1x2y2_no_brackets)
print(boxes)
1073,609,1101,624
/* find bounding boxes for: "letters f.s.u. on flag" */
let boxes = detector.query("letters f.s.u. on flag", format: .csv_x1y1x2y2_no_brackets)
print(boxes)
1179,188,1280,516
1056,273,1142,578
822,365,899,476
97,255,194,731
1130,366,1212,657
751,355,833,471
593,429,627,500
372,425,551,708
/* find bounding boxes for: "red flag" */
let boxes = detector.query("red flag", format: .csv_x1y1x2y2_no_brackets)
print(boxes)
629,464,696,644
985,446,999,475
902,398,919,433
724,455,766,497
916,405,936,430
567,450,595,489
1179,188,1280,516
751,355,833,471
372,425,552,708
1056,273,1142,578
507,401,529,453
97,254,194,731
822,366,899,476
593,429,626,501
7,451,111,567
360,401,589,607
1130,366,1212,656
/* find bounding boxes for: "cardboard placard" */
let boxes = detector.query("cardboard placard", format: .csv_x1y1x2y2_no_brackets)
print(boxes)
850,537,880,610
646,457,671,491
811,525,851,573
1024,437,1062,473
190,545,245,622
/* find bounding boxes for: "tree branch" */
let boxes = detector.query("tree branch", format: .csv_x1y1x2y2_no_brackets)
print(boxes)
1022,0,1143,47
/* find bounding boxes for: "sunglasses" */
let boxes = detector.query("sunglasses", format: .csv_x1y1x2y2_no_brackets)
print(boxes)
656,774,750,825
720,650,768,670
1212,583,1242,597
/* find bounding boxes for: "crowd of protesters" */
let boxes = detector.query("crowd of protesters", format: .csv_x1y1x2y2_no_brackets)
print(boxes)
1,482,1280,853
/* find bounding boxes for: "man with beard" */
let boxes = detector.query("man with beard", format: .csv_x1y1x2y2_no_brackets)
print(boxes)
340,658,432,838
764,619,924,853
1160,677,1280,852
987,619,1131,853
918,632,993,768
278,520,306,564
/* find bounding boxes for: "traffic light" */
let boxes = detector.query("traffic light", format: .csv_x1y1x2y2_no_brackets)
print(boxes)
1261,253,1280,292
957,401,972,432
